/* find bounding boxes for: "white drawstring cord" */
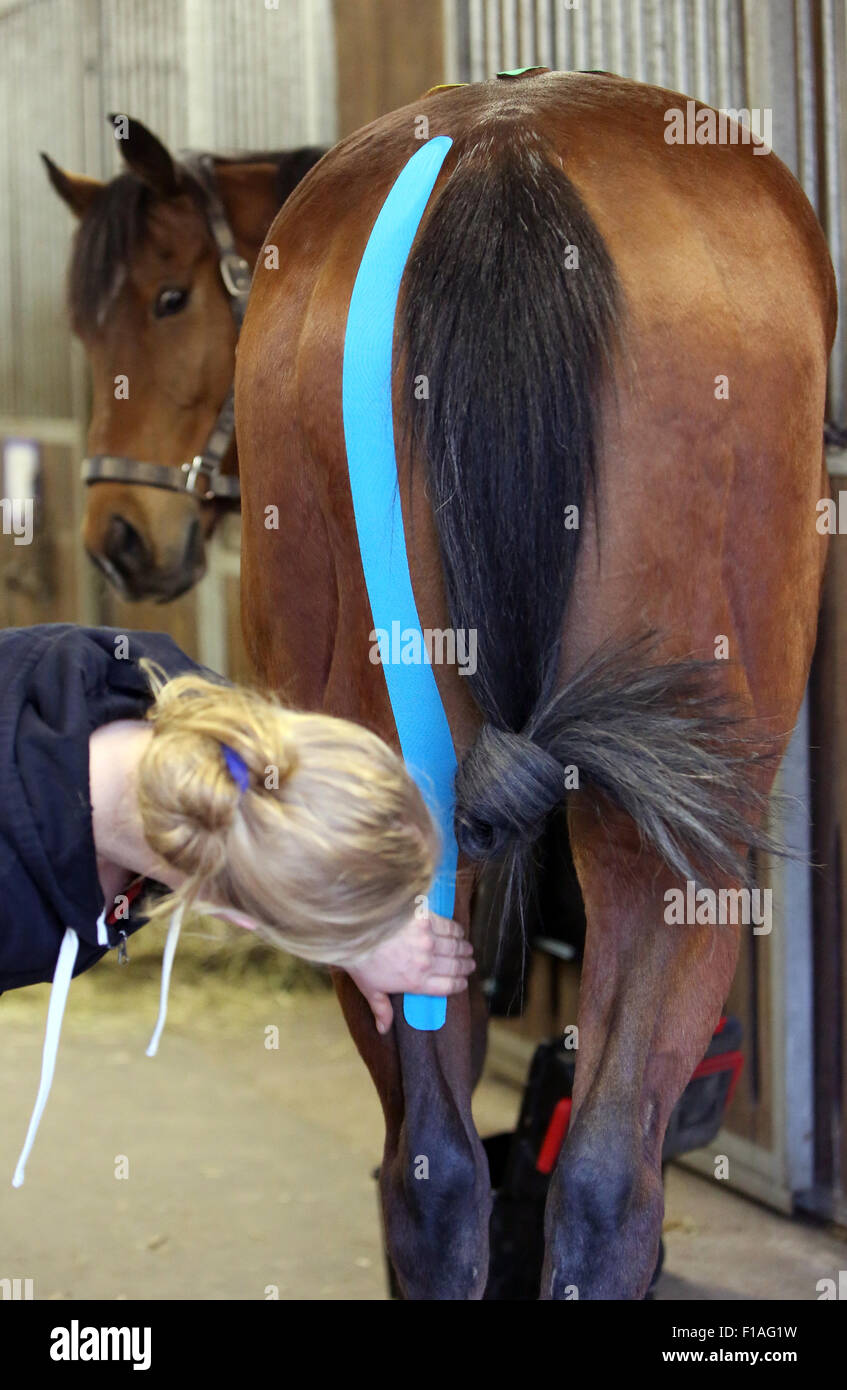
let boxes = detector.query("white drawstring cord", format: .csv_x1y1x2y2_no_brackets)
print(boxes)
145,904,184,1058
12,926,80,1188
13,901,184,1187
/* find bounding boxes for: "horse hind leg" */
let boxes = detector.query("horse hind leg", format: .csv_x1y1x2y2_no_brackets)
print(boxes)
541,802,742,1300
332,969,492,1300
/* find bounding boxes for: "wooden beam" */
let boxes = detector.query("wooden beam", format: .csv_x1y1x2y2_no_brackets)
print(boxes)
333,0,446,136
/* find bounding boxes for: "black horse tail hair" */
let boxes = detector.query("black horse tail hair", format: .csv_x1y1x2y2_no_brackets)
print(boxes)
399,126,785,917
454,636,788,888
401,124,620,737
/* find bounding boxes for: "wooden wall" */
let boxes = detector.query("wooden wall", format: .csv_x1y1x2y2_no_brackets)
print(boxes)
809,477,847,1224
0,431,252,684
333,0,446,136
0,440,86,630
0,0,337,685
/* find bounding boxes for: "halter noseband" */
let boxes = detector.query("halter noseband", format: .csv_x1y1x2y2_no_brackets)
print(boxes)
80,153,248,504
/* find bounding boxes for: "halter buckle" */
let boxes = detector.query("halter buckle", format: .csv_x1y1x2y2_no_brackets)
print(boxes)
220,252,252,299
182,456,216,500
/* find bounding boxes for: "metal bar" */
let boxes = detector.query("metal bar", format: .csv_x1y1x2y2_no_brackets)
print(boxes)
301,0,319,143
672,0,690,96
794,0,820,213
518,0,534,67
820,0,847,422
185,0,214,145
589,0,605,71
693,0,712,102
652,0,670,89
572,0,591,72
779,699,816,1196
502,0,518,69
485,0,500,75
468,0,485,81
630,0,646,82
536,0,553,69
713,0,733,108
553,0,568,71
443,0,461,83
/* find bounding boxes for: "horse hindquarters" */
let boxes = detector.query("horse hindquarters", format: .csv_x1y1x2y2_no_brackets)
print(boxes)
237,72,835,1302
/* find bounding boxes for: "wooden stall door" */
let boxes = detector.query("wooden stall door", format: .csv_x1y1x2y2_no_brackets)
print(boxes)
333,0,446,136
810,469,847,1226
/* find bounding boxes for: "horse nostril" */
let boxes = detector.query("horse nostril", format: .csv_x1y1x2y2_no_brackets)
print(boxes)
102,514,152,579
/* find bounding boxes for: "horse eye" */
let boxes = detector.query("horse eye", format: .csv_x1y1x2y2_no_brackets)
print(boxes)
153,286,189,318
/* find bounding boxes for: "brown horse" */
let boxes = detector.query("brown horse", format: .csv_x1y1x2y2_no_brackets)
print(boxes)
44,117,324,601
235,70,835,1299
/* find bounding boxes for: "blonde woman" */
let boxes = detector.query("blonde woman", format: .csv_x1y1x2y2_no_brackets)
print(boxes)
3,624,473,1187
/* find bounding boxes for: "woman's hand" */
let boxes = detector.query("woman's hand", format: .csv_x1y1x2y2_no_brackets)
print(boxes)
346,912,475,1035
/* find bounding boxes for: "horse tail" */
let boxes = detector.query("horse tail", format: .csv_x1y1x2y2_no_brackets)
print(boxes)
400,126,782,905
402,125,619,736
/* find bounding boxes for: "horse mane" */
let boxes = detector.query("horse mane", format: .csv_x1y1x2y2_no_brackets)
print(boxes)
68,145,325,333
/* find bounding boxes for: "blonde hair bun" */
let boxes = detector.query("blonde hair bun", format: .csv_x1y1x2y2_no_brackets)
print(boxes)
135,662,440,963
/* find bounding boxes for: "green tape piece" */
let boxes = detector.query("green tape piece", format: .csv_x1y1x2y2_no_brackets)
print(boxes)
496,66,548,78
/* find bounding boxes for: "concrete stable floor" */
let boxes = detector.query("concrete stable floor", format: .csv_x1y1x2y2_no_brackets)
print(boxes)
1,967,844,1301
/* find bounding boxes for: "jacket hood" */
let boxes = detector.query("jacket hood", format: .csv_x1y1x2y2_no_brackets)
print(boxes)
0,623,207,991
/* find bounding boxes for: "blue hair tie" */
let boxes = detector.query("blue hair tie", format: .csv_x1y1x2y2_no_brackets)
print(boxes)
221,743,250,794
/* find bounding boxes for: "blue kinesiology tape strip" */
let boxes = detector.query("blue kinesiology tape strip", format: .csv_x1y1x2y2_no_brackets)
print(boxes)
342,135,455,1032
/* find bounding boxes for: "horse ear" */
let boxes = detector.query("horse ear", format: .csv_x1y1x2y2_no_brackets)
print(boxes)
40,153,103,218
107,113,181,196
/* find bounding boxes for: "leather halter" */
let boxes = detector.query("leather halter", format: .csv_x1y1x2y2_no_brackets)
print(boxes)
80,153,249,503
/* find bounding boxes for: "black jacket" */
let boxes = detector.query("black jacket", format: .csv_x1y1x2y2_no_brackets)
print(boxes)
0,623,208,993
